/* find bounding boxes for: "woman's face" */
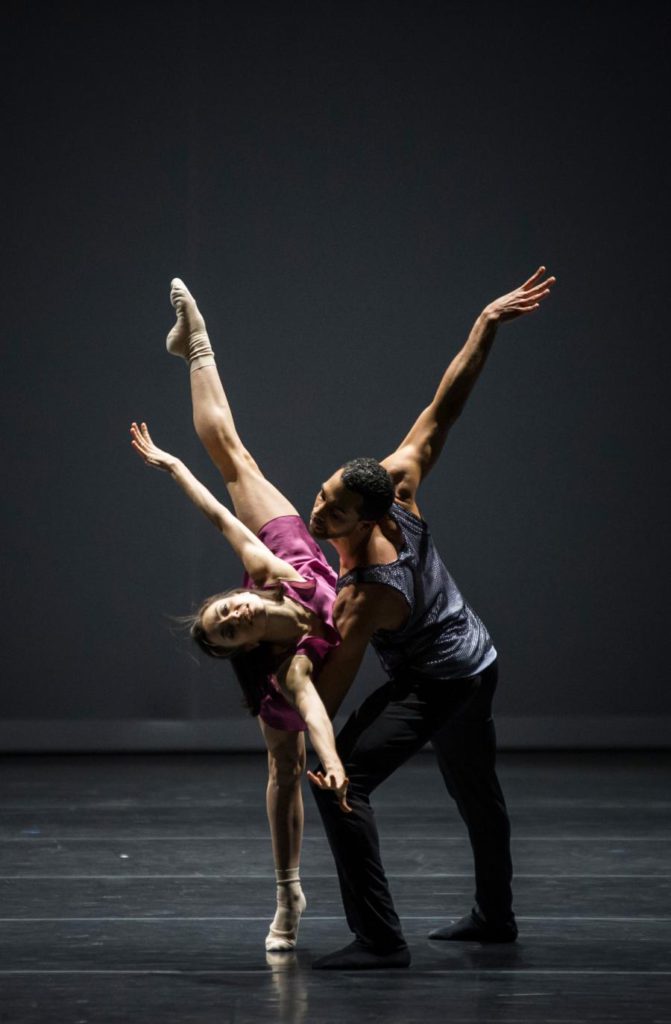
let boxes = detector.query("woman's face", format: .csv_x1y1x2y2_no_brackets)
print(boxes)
200,591,268,652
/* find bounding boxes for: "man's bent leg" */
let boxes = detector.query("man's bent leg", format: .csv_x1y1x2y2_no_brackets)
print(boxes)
312,682,410,961
312,675,476,968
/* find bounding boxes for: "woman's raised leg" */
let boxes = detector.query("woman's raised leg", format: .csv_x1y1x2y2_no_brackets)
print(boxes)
259,720,308,952
167,278,297,534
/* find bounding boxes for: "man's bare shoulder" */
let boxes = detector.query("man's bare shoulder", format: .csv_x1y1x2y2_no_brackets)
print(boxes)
334,580,408,634
380,447,423,516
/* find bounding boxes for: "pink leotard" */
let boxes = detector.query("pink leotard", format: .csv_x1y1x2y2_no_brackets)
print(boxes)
241,515,339,732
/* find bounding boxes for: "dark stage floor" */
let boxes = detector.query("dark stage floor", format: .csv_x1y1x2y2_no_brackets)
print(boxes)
0,751,669,1023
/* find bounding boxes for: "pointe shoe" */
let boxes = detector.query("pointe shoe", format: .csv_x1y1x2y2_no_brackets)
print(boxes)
264,887,307,952
165,277,211,363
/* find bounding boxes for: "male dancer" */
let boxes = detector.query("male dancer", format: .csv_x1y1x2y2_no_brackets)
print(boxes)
307,267,555,969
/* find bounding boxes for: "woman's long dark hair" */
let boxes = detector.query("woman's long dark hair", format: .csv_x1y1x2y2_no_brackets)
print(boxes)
186,587,287,717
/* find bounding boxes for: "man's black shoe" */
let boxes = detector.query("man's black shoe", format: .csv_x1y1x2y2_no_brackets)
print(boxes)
313,939,411,970
429,911,518,943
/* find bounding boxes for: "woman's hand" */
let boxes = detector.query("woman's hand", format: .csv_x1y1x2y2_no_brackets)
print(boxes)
307,768,352,813
130,422,178,472
483,266,555,323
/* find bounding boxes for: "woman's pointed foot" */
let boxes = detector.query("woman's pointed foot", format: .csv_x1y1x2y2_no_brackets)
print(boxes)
166,277,213,365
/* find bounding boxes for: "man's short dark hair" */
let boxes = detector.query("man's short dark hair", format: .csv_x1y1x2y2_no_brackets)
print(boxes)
341,457,395,521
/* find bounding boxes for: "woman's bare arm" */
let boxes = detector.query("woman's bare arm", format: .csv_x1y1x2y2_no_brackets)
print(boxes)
276,654,351,812
130,421,303,586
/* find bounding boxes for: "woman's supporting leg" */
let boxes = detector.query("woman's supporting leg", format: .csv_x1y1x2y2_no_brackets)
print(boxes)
259,720,308,951
167,279,298,534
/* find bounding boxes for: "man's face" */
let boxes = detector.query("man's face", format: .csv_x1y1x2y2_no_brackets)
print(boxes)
309,469,366,539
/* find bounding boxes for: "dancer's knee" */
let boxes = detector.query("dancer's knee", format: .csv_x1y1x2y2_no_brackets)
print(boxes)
267,745,306,791
311,777,342,818
196,422,260,480
194,412,242,455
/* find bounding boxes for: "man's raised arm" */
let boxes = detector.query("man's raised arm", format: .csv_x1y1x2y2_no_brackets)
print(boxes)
381,266,555,507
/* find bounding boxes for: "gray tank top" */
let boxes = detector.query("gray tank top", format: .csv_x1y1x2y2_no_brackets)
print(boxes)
336,503,496,680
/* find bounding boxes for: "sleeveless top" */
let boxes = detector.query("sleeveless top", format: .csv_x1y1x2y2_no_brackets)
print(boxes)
336,502,496,680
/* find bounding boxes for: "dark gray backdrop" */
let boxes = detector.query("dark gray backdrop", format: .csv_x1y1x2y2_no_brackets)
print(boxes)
3,0,669,748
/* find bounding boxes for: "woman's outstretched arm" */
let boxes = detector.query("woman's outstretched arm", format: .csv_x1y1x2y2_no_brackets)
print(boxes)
275,655,351,813
130,421,302,586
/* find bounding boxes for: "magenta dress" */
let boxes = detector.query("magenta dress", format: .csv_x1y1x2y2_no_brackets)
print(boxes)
241,515,340,732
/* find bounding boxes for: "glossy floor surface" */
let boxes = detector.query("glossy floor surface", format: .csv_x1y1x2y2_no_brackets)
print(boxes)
0,751,669,1023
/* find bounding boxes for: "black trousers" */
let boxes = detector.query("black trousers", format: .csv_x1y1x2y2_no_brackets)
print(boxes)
312,660,514,950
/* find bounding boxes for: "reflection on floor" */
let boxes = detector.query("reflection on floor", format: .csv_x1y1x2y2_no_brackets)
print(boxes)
0,751,669,1023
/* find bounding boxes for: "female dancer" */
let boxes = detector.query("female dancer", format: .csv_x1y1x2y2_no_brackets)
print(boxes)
130,279,349,953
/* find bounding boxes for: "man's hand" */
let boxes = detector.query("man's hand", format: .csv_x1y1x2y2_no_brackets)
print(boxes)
130,421,178,472
379,264,556,502
483,266,555,323
307,769,352,813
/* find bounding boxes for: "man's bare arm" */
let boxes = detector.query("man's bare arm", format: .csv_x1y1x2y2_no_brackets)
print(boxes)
381,267,555,509
316,583,407,717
